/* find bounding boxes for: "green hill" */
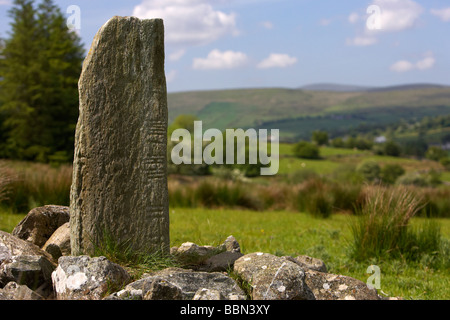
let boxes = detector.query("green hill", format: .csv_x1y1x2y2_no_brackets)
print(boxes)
167,85,450,141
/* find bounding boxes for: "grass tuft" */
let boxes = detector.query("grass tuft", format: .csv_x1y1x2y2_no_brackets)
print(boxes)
350,186,443,262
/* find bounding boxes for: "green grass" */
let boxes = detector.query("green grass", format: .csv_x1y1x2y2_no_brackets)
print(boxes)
0,207,26,233
1,199,449,299
276,144,450,182
170,207,450,300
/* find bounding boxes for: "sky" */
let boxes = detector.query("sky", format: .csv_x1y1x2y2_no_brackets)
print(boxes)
0,0,449,93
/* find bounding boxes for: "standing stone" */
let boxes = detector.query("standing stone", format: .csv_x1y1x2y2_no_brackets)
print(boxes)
71,16,169,255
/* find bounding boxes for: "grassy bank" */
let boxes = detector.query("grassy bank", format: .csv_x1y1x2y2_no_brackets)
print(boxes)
170,207,450,300
1,198,448,299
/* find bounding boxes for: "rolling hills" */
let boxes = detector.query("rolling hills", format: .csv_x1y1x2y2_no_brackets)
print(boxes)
167,84,450,141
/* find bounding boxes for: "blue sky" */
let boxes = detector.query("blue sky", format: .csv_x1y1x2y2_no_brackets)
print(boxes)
1,0,449,92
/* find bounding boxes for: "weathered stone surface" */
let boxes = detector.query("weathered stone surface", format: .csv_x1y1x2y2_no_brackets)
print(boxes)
233,253,313,300
284,255,327,273
42,222,70,257
193,288,226,300
143,278,183,300
52,255,131,300
111,268,246,300
0,255,55,294
172,242,218,266
218,235,241,253
12,206,70,248
172,236,242,270
199,251,243,272
71,16,169,255
303,269,380,300
0,231,55,265
0,281,44,300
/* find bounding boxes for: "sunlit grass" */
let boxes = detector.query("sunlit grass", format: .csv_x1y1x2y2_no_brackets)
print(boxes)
169,207,450,300
0,207,26,233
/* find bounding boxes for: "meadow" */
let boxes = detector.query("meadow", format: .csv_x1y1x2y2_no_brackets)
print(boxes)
1,143,449,299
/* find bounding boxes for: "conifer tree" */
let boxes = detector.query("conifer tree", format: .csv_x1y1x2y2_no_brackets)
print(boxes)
0,0,84,161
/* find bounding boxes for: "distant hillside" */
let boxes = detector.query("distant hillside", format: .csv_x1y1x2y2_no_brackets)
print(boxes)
300,83,448,92
167,85,450,141
368,83,449,92
300,83,374,92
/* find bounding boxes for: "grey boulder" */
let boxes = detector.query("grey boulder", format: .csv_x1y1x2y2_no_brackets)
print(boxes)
233,253,313,300
52,255,131,300
12,205,70,248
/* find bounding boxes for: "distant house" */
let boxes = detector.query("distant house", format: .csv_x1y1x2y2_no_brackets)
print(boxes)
374,136,387,144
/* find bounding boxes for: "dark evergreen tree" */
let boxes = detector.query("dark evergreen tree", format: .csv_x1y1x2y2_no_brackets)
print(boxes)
0,0,84,161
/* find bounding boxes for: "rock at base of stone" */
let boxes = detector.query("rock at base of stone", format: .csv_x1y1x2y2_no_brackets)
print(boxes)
52,255,131,300
12,206,70,248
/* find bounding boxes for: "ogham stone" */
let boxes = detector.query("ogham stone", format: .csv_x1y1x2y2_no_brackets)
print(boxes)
70,16,169,256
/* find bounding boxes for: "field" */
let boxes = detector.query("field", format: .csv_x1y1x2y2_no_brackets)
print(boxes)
170,207,450,300
1,143,449,300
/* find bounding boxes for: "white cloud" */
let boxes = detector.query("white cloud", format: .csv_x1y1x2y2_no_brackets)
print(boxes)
257,53,297,69
261,21,274,29
193,49,248,70
169,49,186,61
390,60,415,72
430,7,450,22
0,0,11,5
166,70,177,82
415,52,436,70
390,52,435,72
347,0,423,47
370,0,423,32
319,18,332,26
346,36,378,46
133,0,238,46
348,12,360,24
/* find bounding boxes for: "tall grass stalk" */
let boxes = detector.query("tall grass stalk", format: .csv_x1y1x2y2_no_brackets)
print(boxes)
1,162,72,212
0,162,16,203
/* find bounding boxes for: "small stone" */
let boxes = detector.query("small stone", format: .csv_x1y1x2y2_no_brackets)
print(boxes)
193,288,225,300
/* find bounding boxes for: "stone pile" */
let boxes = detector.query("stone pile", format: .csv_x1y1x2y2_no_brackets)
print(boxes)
0,205,399,301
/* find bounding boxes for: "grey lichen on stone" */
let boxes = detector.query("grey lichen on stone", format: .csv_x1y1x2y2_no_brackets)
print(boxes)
70,16,169,256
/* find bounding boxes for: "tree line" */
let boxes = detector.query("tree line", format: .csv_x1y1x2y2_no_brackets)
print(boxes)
0,0,84,163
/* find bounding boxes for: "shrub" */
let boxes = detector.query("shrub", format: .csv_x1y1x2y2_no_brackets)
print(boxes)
356,160,381,183
330,182,363,214
355,138,373,151
293,141,320,159
426,146,447,162
312,130,329,146
169,178,263,211
440,157,450,171
396,171,441,188
350,186,442,262
296,178,333,218
330,138,345,148
329,164,365,185
380,164,405,185
418,188,450,218
383,140,402,157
